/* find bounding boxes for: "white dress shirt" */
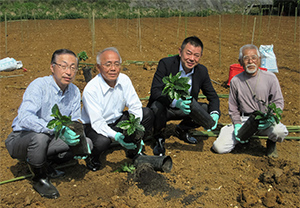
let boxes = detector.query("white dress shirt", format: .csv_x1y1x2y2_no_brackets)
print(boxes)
81,73,143,139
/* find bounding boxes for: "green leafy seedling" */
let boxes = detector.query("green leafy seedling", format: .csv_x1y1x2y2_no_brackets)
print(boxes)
47,104,73,139
114,162,135,173
255,103,283,124
77,51,88,62
162,71,190,100
116,114,145,136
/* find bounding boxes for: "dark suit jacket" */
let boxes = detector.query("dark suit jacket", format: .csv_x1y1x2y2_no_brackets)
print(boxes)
147,55,220,115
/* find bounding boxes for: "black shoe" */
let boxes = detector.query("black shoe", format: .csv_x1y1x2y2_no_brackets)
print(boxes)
28,164,60,199
266,140,278,158
47,165,65,179
175,126,197,144
85,155,101,172
153,138,166,156
33,178,60,199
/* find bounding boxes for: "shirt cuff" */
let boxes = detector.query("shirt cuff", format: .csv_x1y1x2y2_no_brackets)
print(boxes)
170,99,177,108
210,111,219,115
108,129,118,141
42,128,54,135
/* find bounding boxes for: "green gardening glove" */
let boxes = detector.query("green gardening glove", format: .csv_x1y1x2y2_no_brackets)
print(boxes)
59,126,80,146
234,123,248,143
207,113,219,131
137,140,144,154
115,132,137,150
175,97,192,115
258,117,276,130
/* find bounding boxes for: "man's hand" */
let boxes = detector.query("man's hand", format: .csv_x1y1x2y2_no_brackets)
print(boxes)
258,117,275,130
234,123,248,143
74,143,91,160
234,124,242,136
175,97,192,115
138,140,144,154
59,126,80,146
207,113,219,131
115,132,137,150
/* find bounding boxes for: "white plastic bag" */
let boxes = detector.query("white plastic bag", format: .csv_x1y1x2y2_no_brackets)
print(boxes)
259,45,278,73
0,57,23,72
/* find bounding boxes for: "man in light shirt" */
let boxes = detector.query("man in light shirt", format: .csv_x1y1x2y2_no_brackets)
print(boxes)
81,47,153,171
212,44,288,157
5,49,92,199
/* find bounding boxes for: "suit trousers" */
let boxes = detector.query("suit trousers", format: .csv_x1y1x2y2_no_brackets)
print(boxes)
149,100,209,136
84,107,154,156
5,131,92,167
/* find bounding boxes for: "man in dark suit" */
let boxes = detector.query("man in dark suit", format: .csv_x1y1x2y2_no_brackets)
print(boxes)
147,36,220,156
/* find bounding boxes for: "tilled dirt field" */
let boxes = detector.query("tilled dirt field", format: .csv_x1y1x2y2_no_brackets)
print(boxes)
0,15,299,208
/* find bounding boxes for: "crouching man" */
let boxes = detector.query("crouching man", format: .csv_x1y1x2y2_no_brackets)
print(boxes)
81,47,154,171
212,44,288,157
5,49,92,199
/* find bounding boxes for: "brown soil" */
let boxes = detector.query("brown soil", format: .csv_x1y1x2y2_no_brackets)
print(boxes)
0,15,299,208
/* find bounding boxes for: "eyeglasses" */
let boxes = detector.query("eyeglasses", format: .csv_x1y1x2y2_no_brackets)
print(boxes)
102,62,121,69
243,55,258,62
53,62,77,72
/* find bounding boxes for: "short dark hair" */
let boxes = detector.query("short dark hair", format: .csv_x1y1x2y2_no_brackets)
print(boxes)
181,36,204,54
50,49,78,65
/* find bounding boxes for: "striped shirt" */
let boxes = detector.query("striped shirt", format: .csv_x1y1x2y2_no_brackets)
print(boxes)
12,75,81,134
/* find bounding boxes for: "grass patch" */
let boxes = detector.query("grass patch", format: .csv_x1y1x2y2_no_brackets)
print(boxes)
0,0,218,21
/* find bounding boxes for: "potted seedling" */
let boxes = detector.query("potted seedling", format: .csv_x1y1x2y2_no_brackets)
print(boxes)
117,113,173,172
78,51,88,62
77,51,92,83
162,71,215,129
116,113,145,157
47,104,90,156
116,113,145,143
237,102,283,142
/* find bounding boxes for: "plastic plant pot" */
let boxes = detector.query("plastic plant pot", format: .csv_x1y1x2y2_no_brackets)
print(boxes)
67,121,90,156
236,114,259,142
123,130,144,144
124,134,144,159
133,154,173,173
47,104,90,156
189,98,215,130
82,66,92,83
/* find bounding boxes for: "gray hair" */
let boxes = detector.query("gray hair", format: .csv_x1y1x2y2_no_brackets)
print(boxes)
96,47,122,65
238,44,260,62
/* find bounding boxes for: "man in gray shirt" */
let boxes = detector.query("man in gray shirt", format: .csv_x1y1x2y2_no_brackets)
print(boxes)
212,44,288,157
